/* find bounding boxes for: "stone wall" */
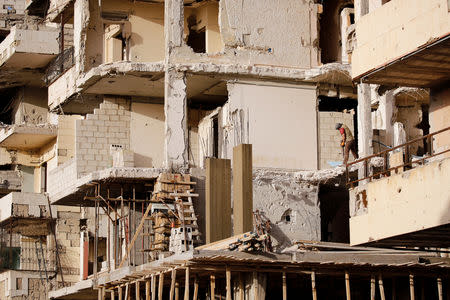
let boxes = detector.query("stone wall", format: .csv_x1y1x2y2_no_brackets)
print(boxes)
75,97,133,176
319,111,355,169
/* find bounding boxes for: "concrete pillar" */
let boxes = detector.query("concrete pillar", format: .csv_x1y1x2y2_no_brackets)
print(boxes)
163,0,188,171
354,0,369,21
357,83,373,178
164,70,188,171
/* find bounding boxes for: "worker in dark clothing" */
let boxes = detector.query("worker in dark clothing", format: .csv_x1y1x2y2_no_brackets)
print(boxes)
335,123,358,165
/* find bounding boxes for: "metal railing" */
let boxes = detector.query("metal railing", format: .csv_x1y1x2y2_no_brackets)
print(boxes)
45,46,75,85
346,126,450,187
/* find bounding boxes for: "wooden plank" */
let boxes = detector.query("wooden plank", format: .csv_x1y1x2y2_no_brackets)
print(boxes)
184,267,190,300
159,273,164,300
210,275,216,300
437,277,443,300
238,273,244,300
282,272,287,300
345,271,351,300
136,281,140,300
206,158,231,243
370,275,375,300
233,144,253,235
146,280,150,300
379,275,386,300
311,271,317,300
170,269,176,300
409,274,415,300
253,272,258,300
151,275,156,300
226,267,232,300
193,275,199,300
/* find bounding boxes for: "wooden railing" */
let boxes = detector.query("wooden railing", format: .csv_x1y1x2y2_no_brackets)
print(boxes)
346,126,450,187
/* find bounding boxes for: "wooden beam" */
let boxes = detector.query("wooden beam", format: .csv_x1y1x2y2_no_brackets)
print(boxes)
210,275,216,300
233,144,253,234
253,272,258,300
238,273,244,300
378,274,386,300
159,273,164,300
409,274,415,300
311,271,317,300
136,281,140,300
206,158,231,243
126,283,131,300
175,282,180,300
146,280,150,300
111,289,115,300
226,267,232,300
170,269,176,300
370,275,375,300
151,275,156,300
345,271,351,300
193,275,199,300
437,277,443,300
118,286,123,300
184,267,190,300
282,272,287,300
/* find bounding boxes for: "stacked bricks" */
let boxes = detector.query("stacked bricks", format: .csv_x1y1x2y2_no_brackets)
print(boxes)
319,111,355,169
75,97,133,177
47,159,77,198
54,208,81,287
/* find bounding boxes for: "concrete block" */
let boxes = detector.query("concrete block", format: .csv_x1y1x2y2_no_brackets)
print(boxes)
99,115,109,121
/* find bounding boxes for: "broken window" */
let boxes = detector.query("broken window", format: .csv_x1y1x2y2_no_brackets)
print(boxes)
281,209,292,223
186,15,206,53
319,0,354,63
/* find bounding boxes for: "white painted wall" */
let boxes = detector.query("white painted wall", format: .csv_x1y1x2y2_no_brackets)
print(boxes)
225,82,318,170
130,102,165,168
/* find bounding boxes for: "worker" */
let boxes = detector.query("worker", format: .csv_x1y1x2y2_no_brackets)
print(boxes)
335,123,358,165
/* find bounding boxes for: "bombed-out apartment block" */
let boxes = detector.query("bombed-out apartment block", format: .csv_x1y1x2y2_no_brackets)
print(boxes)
0,0,447,299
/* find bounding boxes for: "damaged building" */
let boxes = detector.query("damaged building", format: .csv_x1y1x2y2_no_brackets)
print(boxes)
0,0,447,299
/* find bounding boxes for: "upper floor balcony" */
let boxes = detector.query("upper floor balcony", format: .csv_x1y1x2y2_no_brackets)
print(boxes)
347,126,450,247
351,0,450,87
0,26,59,70
0,124,57,151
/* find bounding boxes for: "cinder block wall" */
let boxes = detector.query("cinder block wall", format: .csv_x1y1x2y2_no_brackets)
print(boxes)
75,97,132,177
319,111,354,169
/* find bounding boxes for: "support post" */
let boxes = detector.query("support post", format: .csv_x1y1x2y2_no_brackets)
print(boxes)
146,280,150,300
226,267,232,300
159,273,164,300
111,289,115,300
252,272,258,300
136,281,140,300
370,275,376,300
409,274,415,300
311,271,317,300
184,267,190,300
210,275,216,300
239,273,244,300
282,272,287,300
233,144,253,234
175,282,179,300
118,286,123,300
151,275,156,300
345,271,351,300
193,275,199,300
437,277,443,300
170,269,176,300
378,274,386,300
206,158,231,243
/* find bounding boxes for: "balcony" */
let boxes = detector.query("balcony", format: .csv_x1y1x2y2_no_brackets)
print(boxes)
0,192,55,236
0,124,57,151
351,0,450,87
347,127,450,247
0,26,59,70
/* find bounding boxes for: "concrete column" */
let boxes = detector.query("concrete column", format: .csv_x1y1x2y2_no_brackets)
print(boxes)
164,70,188,171
354,0,369,21
357,83,373,178
163,0,188,171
